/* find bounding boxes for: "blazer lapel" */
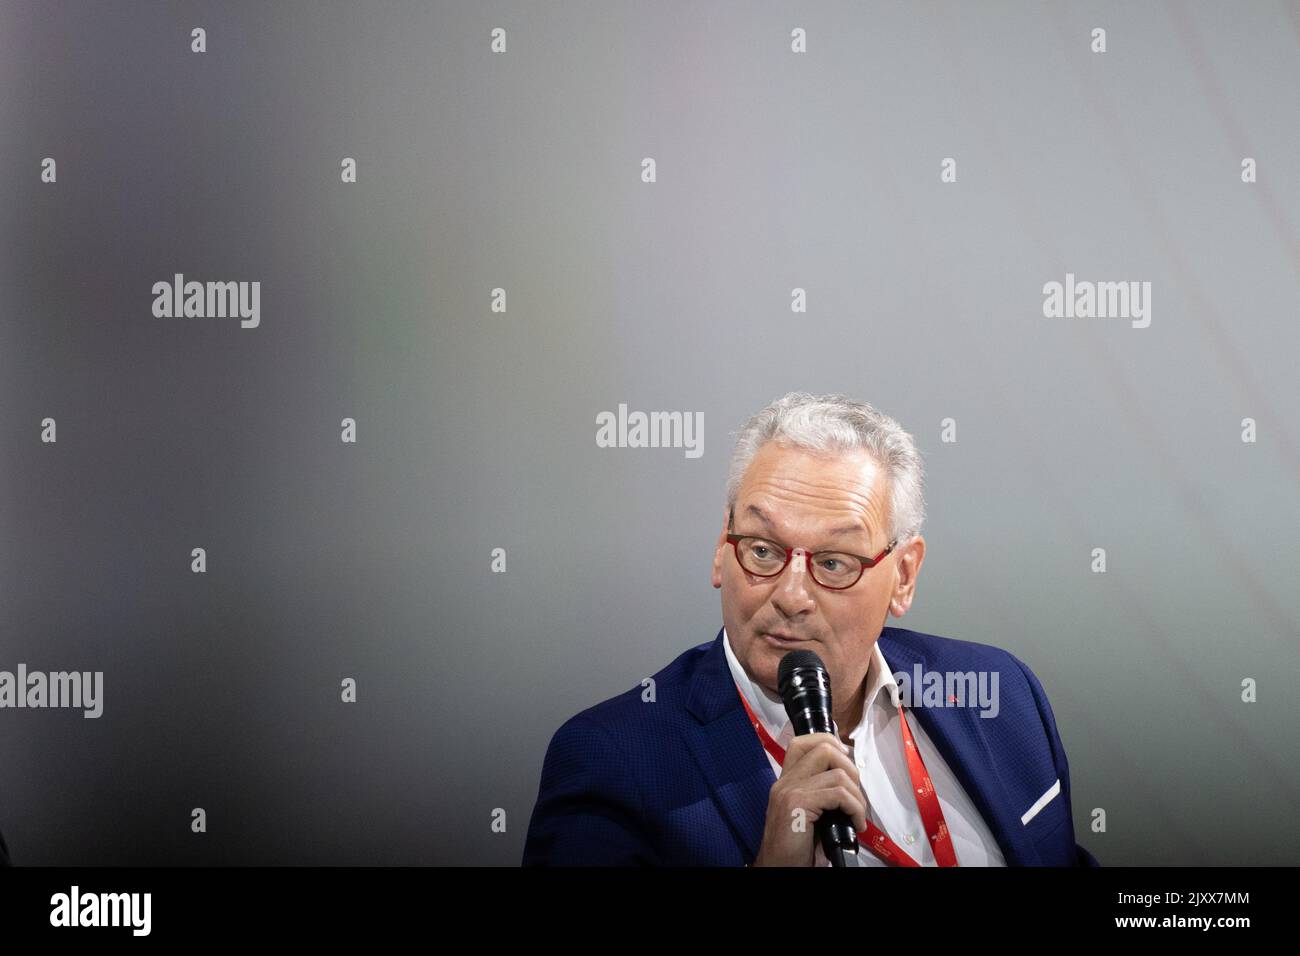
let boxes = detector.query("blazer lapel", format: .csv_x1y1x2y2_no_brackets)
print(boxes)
877,632,1041,866
683,628,774,863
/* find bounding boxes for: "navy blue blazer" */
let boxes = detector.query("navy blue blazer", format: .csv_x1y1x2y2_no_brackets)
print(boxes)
523,625,1099,866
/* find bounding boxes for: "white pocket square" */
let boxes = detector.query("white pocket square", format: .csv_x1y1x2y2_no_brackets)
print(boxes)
1021,778,1061,825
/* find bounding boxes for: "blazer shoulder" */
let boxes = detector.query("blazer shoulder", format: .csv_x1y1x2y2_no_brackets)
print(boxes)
555,634,716,739
523,635,721,865
879,625,1051,723
880,624,1025,672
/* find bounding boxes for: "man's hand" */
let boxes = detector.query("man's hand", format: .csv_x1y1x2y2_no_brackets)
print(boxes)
751,733,869,867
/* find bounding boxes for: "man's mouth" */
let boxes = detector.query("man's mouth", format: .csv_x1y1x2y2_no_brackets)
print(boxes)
762,632,811,648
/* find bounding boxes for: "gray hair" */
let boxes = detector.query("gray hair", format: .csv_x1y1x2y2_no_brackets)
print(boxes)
725,392,926,544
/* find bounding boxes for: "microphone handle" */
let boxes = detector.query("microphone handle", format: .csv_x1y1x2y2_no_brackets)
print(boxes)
789,706,860,865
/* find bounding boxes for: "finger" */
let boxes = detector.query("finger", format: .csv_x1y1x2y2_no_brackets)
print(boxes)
786,732,852,759
797,781,869,833
806,767,870,824
780,736,859,784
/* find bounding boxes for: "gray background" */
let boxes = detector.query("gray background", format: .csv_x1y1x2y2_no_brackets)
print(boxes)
1,0,1298,865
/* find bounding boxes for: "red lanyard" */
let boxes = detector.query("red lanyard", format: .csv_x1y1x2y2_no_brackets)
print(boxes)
735,683,958,867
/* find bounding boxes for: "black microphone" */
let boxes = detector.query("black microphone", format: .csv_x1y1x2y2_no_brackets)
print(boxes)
777,649,860,867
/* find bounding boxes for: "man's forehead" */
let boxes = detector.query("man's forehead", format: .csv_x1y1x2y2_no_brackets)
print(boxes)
733,446,889,535
736,502,871,538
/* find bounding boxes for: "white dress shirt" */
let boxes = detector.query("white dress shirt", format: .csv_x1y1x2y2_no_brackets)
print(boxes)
723,628,1006,867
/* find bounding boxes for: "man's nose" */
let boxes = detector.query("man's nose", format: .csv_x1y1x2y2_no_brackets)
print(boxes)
771,548,817,613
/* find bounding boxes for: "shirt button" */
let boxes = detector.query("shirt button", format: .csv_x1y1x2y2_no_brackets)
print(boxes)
904,833,916,845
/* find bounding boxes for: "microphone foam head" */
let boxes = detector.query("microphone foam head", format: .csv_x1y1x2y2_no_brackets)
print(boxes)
777,648,826,697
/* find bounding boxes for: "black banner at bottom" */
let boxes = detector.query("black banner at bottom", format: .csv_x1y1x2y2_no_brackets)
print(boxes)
0,865,1282,941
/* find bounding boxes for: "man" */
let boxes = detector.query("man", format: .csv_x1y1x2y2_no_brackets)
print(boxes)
523,392,1097,866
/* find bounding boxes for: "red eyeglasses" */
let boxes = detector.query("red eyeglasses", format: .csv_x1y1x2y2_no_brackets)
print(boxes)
726,518,896,591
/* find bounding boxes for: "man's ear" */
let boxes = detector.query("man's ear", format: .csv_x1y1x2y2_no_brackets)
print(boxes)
888,535,926,617
710,507,730,588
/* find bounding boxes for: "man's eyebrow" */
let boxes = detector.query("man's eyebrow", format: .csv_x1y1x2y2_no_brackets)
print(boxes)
743,504,869,538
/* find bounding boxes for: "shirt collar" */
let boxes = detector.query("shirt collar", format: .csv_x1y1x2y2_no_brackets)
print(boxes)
722,627,900,745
